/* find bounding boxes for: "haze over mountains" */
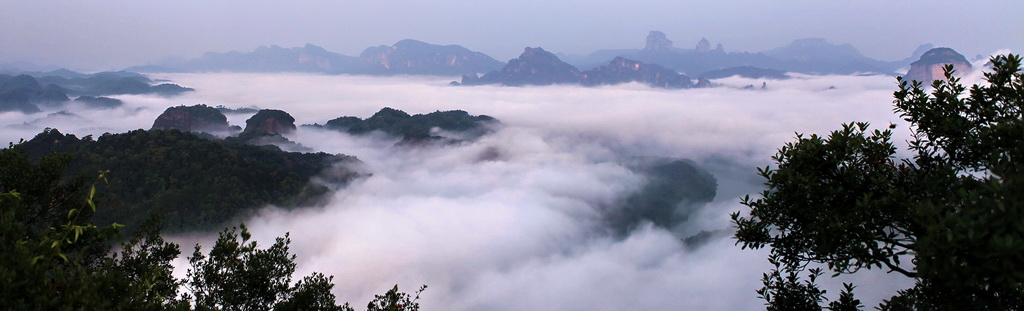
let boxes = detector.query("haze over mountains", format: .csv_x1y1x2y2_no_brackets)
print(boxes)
131,39,505,76
0,70,193,113
128,31,937,80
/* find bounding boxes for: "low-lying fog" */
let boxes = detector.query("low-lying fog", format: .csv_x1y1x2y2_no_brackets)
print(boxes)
6,66,996,309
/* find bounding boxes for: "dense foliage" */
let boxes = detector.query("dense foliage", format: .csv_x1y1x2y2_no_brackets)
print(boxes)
215,105,260,114
320,107,497,141
1,146,185,310
732,55,1024,309
74,95,124,108
244,109,296,134
20,128,360,232
614,159,717,234
0,145,424,310
151,104,232,133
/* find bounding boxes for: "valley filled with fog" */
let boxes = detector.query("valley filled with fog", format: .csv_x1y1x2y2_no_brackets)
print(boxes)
3,71,971,309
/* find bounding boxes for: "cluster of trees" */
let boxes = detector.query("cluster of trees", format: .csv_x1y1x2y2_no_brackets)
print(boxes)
1,143,424,310
319,107,497,142
20,128,360,232
733,55,1023,309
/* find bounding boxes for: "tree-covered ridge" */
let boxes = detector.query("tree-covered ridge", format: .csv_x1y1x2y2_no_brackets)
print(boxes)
244,109,297,134
732,54,1024,309
0,70,193,113
316,107,498,142
21,128,361,232
151,104,232,133
0,145,423,310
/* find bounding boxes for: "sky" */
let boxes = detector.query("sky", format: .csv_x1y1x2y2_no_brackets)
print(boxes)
1,0,1021,71
0,1,1018,308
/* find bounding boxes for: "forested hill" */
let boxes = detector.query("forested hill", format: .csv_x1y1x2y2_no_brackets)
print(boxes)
20,128,361,232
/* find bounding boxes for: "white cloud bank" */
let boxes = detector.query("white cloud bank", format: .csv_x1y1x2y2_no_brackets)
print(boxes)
2,72,921,310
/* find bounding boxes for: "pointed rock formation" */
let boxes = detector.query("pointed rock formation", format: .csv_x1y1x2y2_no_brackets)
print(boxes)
696,37,712,53
645,31,674,51
463,47,583,86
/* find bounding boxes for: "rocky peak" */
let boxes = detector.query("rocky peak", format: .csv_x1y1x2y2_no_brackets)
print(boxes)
904,47,972,84
518,47,556,60
477,47,582,86
645,31,674,51
244,109,296,135
696,37,711,53
151,104,230,133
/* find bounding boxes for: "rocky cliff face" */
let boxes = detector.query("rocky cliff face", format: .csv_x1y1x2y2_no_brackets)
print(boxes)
645,31,674,51
243,109,296,135
151,104,230,133
356,39,504,75
903,47,972,83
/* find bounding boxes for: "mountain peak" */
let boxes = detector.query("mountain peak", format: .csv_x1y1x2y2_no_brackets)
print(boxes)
393,39,430,48
357,40,503,75
904,47,972,83
302,43,327,53
645,31,674,51
912,47,970,66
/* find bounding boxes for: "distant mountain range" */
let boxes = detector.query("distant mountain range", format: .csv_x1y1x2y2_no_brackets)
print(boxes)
458,47,703,89
131,40,505,76
0,70,193,113
127,31,936,81
560,32,934,76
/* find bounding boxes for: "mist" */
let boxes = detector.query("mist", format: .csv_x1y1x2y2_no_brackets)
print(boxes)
6,66,996,309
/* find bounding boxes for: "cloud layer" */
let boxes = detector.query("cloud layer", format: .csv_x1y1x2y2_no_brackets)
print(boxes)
2,72,923,309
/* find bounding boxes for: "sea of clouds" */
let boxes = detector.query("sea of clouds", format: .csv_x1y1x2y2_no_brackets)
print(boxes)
5,62,1001,309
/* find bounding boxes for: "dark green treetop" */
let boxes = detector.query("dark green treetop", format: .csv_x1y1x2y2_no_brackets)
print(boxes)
732,54,1024,310
1,143,424,310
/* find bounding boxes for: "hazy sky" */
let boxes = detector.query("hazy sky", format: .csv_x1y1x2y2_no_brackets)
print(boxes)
1,0,1021,71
